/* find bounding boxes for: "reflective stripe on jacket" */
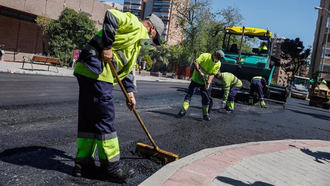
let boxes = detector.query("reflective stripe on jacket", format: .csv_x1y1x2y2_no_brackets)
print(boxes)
221,72,242,100
74,9,149,85
252,76,262,81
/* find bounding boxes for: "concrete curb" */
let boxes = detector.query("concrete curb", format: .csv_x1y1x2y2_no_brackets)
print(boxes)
0,61,190,84
140,139,330,186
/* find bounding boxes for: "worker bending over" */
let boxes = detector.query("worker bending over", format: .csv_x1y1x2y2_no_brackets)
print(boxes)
178,50,224,121
216,72,242,112
249,76,267,108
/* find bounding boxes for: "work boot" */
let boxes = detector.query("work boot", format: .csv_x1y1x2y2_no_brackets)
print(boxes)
203,115,211,121
260,100,266,108
177,109,187,117
72,164,83,177
72,158,96,177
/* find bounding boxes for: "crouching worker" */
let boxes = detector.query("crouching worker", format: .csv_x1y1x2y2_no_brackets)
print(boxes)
248,76,267,108
177,50,224,121
216,72,242,112
73,8,164,181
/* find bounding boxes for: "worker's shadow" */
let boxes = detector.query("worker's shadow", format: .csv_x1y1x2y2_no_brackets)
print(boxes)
300,148,330,164
216,176,274,186
149,106,206,121
0,146,132,184
0,146,74,175
170,87,188,93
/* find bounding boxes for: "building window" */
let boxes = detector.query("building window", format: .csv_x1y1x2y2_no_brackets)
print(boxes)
322,48,330,59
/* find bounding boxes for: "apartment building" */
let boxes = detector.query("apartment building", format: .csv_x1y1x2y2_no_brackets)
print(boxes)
124,0,188,45
310,0,330,81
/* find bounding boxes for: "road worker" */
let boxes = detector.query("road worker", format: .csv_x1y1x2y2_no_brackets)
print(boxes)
258,42,268,54
320,78,327,86
73,9,164,181
177,50,224,121
249,76,267,108
216,72,242,112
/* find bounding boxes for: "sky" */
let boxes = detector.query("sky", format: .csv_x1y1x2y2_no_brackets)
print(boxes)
105,0,320,47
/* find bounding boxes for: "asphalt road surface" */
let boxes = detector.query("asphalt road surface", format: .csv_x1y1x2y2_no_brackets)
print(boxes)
0,72,329,185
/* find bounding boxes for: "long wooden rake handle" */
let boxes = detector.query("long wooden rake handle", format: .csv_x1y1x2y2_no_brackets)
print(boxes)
107,59,160,151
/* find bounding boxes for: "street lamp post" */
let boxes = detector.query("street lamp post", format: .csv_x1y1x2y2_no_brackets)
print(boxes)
315,6,330,78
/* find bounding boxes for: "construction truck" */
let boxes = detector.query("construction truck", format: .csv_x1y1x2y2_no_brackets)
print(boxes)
309,81,330,109
211,26,288,103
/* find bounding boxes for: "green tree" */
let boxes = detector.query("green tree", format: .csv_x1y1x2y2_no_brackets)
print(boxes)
280,38,311,92
47,8,96,66
142,55,152,71
175,1,243,66
35,16,53,55
149,41,171,72
175,0,211,64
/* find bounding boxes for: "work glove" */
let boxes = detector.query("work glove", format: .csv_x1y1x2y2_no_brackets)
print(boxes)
126,92,136,111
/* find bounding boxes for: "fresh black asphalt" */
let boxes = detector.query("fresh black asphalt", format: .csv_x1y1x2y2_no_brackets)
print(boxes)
0,72,329,185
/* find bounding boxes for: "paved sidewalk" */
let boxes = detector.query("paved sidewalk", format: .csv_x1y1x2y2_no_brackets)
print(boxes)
0,61,189,83
141,140,330,186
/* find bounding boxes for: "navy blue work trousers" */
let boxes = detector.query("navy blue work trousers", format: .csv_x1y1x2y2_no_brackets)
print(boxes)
228,86,241,102
76,74,116,134
250,79,264,100
184,81,212,106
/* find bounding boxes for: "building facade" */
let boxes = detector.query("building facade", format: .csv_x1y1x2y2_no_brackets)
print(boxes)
310,0,330,81
124,0,188,45
271,38,290,86
0,0,121,62
123,0,146,19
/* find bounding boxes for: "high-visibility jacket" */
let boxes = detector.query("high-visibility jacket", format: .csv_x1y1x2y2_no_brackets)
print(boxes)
221,72,242,100
252,76,267,86
320,80,327,85
258,45,268,51
191,53,221,85
74,9,149,85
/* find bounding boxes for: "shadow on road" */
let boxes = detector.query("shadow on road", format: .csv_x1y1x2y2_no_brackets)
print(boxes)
0,146,129,184
300,148,330,164
216,176,274,186
286,108,330,121
295,102,330,113
169,86,188,93
0,146,73,175
149,110,178,118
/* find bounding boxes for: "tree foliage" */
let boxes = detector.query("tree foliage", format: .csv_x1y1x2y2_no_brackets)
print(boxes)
281,38,310,77
173,0,243,67
35,16,53,55
280,38,311,88
141,0,244,72
47,8,96,66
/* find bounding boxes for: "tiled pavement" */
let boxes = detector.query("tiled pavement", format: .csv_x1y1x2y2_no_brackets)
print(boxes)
141,140,330,186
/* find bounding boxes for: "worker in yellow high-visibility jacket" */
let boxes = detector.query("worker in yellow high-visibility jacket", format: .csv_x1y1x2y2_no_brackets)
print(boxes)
178,50,224,121
216,72,242,112
73,9,164,180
